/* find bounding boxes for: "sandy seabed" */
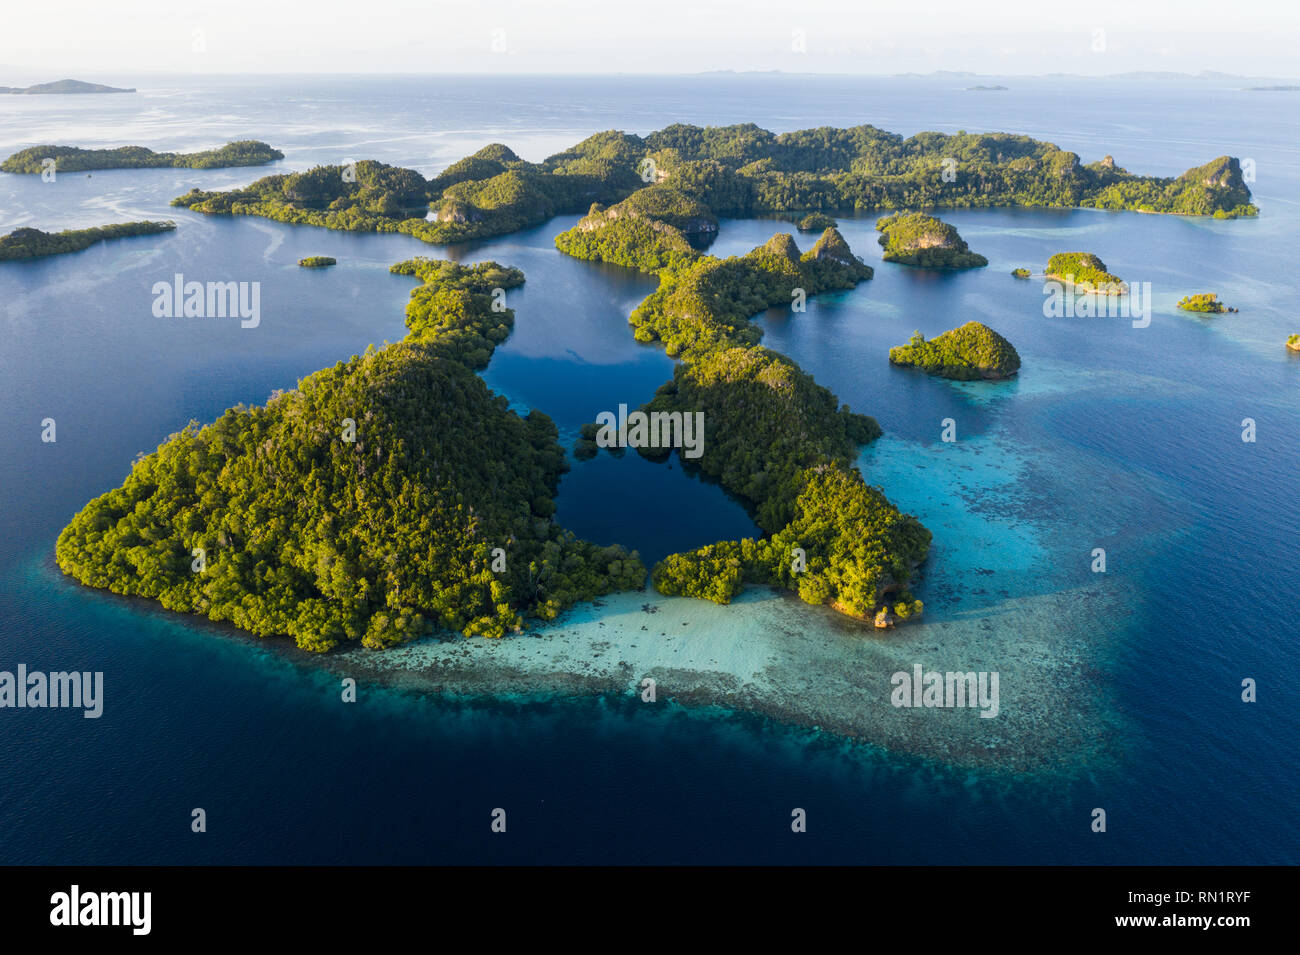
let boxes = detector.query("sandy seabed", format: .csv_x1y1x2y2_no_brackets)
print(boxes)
340,577,1130,774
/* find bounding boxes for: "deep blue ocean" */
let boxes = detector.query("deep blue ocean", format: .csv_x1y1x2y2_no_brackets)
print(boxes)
0,74,1296,864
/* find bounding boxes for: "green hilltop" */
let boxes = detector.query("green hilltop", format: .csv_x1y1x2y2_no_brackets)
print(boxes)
55,260,645,650
876,212,988,268
889,322,1022,380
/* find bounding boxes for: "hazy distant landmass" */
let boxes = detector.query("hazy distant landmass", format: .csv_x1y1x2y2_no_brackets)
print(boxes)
690,69,1300,86
0,79,135,95
1244,85,1300,91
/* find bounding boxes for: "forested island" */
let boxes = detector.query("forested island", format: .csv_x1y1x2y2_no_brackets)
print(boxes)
556,184,930,622
1177,292,1237,313
56,181,930,645
889,322,1022,380
1288,334,1300,352
876,212,988,268
1011,268,1031,278
166,123,1258,247
0,79,134,94
0,221,175,261
298,256,337,268
1045,252,1128,293
56,259,644,650
55,120,1264,649
1,141,283,174
797,212,837,231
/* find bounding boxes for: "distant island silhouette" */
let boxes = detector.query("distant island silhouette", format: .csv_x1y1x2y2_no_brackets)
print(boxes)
0,79,135,95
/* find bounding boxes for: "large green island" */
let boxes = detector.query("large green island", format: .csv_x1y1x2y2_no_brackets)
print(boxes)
0,221,175,261
1,141,283,174
56,259,645,649
166,123,1258,249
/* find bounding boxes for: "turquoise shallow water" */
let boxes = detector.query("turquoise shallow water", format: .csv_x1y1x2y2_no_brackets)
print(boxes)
0,74,1297,863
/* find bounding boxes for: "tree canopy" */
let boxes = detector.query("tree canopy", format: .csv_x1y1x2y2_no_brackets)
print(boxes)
2,141,282,173
56,259,645,650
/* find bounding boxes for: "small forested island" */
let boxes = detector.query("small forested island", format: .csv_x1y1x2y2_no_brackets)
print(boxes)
298,256,337,268
1045,252,1128,294
0,221,175,261
1177,292,1237,313
1011,268,1031,278
1,141,283,174
889,322,1022,380
876,212,988,268
0,79,134,94
1288,334,1300,352
797,212,838,231
56,259,644,649
166,123,1259,248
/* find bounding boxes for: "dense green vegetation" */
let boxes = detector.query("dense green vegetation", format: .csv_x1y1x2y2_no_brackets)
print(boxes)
634,125,1256,217
554,205,701,274
875,212,988,268
594,183,718,234
56,260,645,650
2,141,282,173
1045,252,1126,293
387,257,526,370
172,159,432,233
797,212,837,231
0,220,175,261
50,122,1262,647
172,139,645,244
651,465,930,618
169,125,1257,248
889,322,1022,380
621,229,873,359
1177,292,1237,313
1011,268,1031,278
551,186,716,273
298,256,336,268
1085,156,1257,218
555,188,928,621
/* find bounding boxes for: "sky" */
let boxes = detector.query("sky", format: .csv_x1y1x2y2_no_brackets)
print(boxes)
2,0,1298,78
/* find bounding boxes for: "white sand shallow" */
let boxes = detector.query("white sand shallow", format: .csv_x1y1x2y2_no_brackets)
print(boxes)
346,576,1131,773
